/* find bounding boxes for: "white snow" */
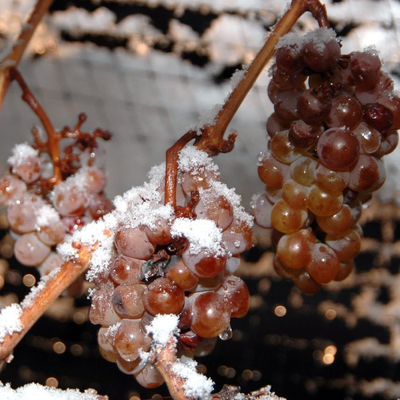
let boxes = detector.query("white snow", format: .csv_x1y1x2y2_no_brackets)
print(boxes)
171,358,214,400
0,304,23,343
0,382,107,400
145,314,179,347
171,218,225,256
7,143,39,168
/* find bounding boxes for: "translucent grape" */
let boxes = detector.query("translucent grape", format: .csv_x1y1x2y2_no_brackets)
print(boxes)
297,89,331,124
85,167,106,193
38,220,66,246
353,122,381,154
194,194,233,231
348,155,385,192
270,130,301,164
276,229,316,269
144,218,172,245
112,284,145,319
143,277,185,315
258,152,290,188
165,255,199,291
282,179,309,209
271,199,308,234
316,204,354,235
190,292,231,338
134,363,164,389
88,194,114,221
221,219,253,256
180,168,219,195
306,243,340,284
216,275,250,318
293,271,322,294
288,120,323,149
326,95,362,130
114,319,151,362
53,184,89,217
316,128,360,170
182,247,227,278
274,89,303,122
12,155,41,184
307,185,343,217
89,283,121,326
314,163,349,194
266,113,290,138
114,227,155,260
334,260,355,281
110,255,142,285
290,156,317,187
38,252,64,276
0,174,27,206
7,194,41,234
375,131,398,157
251,192,274,229
14,232,51,267
326,229,362,263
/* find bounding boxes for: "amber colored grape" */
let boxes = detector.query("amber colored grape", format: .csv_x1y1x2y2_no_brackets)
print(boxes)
282,179,309,209
326,95,362,130
135,363,164,388
257,153,290,188
217,275,250,318
182,248,227,279
273,254,302,279
112,284,145,319
251,192,274,229
114,227,155,260
110,255,142,285
290,156,317,187
307,185,343,217
334,260,355,281
363,103,393,132
222,219,253,256
325,229,361,262
293,271,322,294
271,199,308,234
314,163,350,194
89,284,121,326
317,128,360,170
375,130,398,157
353,122,381,154
316,204,354,235
266,113,290,138
195,194,234,231
143,277,185,315
348,155,384,192
0,175,26,206
165,255,199,291
289,120,323,149
190,292,231,338
306,243,340,284
115,319,151,362
277,229,316,269
270,130,301,164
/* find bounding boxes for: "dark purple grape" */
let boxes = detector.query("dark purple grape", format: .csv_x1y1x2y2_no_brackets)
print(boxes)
363,103,393,132
297,89,331,124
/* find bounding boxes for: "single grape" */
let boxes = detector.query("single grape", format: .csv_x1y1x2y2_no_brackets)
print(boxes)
293,271,322,294
143,277,185,315
144,218,172,245
251,192,274,229
313,163,350,194
114,319,151,362
85,167,106,194
297,89,331,124
270,130,301,164
275,43,304,74
307,185,343,217
301,36,340,73
282,179,309,209
134,363,164,389
114,227,155,260
258,152,290,188
14,232,51,267
363,103,393,132
112,284,145,319
53,184,89,217
89,283,121,326
290,156,317,187
326,95,362,130
38,252,64,276
350,51,382,89
88,194,114,221
276,229,316,269
221,219,253,256
326,229,362,262
375,130,398,157
334,260,355,281
182,247,227,278
0,175,27,206
353,122,381,154
194,194,233,231
317,128,360,170
110,255,142,285
271,199,308,234
274,90,303,122
266,113,290,138
38,220,66,246
316,204,354,235
190,292,231,338
348,155,385,192
216,275,250,318
306,243,340,284
165,255,199,291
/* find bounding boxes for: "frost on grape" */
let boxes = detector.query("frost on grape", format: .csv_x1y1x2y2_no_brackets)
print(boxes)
7,143,39,169
0,303,23,343
145,313,179,347
275,27,338,55
178,145,219,176
0,382,107,400
171,357,214,400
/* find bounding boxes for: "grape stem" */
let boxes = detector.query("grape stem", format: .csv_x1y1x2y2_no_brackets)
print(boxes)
164,0,329,209
0,244,94,363
0,0,53,115
10,68,63,185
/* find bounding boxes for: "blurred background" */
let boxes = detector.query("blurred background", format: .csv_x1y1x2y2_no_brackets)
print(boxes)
1,0,400,399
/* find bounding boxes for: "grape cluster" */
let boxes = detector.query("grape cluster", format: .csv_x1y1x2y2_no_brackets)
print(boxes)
0,134,112,279
83,146,253,388
252,28,399,294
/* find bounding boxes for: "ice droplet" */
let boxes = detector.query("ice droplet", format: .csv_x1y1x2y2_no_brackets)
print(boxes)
219,325,232,341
